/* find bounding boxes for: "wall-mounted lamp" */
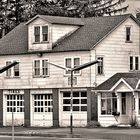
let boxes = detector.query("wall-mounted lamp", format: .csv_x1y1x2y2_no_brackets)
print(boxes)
37,52,43,57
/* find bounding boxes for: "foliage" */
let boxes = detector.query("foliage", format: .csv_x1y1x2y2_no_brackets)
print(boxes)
0,0,128,37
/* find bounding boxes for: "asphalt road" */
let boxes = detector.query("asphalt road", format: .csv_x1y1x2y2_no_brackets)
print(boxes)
0,136,102,140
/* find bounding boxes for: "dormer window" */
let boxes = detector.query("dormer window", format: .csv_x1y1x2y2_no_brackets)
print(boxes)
34,25,49,43
42,26,48,42
34,26,40,42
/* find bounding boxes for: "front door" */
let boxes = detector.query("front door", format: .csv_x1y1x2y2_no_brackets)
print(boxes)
31,94,53,127
119,92,134,124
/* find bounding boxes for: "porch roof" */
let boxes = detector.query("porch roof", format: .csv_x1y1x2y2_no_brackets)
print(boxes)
94,72,140,91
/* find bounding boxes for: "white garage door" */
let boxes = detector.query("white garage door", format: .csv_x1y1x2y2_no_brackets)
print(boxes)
5,94,24,126
32,94,53,127
60,91,87,127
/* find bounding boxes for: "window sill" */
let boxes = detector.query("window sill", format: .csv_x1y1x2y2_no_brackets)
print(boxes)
33,41,49,44
5,76,20,79
33,75,49,78
125,41,133,43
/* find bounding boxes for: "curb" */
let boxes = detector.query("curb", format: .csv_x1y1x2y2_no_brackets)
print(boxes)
0,132,82,138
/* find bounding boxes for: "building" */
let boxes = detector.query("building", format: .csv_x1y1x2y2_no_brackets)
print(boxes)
0,14,139,127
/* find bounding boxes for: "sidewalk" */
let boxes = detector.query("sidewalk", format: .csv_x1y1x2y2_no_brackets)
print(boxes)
0,126,140,139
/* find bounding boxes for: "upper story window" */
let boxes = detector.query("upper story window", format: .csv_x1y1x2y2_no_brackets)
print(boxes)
33,59,49,77
129,56,139,71
126,26,132,42
65,57,80,75
34,26,49,43
97,57,104,75
6,61,20,77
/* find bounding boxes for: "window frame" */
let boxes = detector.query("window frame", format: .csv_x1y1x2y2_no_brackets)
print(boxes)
5,60,20,78
33,59,49,78
64,57,81,76
125,25,132,43
129,56,139,71
101,92,117,115
34,25,49,43
97,56,104,76
62,91,87,112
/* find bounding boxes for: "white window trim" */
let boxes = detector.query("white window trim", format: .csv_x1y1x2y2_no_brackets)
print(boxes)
64,57,81,76
33,58,49,78
33,24,50,43
5,60,20,78
129,55,139,71
125,25,133,43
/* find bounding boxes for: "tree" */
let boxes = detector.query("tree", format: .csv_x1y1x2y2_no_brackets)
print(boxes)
0,0,31,37
0,0,128,38
32,0,128,18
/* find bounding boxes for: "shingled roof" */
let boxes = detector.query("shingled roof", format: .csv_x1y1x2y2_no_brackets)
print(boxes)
94,72,140,91
0,14,139,55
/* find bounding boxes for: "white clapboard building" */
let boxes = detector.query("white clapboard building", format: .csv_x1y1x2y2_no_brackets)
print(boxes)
0,14,139,127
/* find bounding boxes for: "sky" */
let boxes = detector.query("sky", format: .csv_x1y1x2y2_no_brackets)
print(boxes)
126,0,140,15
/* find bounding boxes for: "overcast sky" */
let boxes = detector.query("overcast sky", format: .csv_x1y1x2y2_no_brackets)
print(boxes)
126,0,140,15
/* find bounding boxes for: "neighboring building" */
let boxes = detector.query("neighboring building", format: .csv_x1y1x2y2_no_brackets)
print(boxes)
0,14,139,127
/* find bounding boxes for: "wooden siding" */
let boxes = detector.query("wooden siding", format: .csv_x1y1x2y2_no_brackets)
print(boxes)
91,17,140,86
0,51,92,89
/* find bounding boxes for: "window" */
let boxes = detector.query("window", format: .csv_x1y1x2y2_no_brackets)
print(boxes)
33,59,48,77
65,57,80,75
34,26,40,42
129,56,139,71
138,94,140,114
122,93,126,115
7,94,24,112
34,26,49,43
126,26,131,42
101,93,117,115
42,26,48,41
6,61,20,77
97,57,103,75
63,91,87,112
33,94,53,112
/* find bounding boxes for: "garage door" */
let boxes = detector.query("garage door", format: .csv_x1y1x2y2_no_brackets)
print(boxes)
32,94,53,127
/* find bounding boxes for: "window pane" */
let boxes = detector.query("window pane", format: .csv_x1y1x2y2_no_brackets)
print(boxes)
81,99,87,104
42,26,48,41
34,27,40,42
65,58,71,74
63,92,70,97
81,92,87,97
73,99,79,104
73,106,79,111
14,63,19,77
107,99,111,114
126,27,131,41
130,56,133,70
74,58,80,74
6,61,12,77
81,106,87,111
63,99,70,104
135,57,139,70
97,57,103,75
34,60,40,76
73,92,79,97
63,106,70,111
42,60,48,76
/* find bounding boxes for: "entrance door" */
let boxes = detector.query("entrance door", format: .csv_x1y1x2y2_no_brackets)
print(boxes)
32,94,53,127
120,92,133,124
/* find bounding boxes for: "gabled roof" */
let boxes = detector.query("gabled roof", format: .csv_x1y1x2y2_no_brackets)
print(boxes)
26,15,84,25
0,14,139,55
94,72,140,91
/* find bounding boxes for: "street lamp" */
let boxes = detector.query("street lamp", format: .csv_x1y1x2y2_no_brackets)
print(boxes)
0,61,19,140
47,60,100,135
